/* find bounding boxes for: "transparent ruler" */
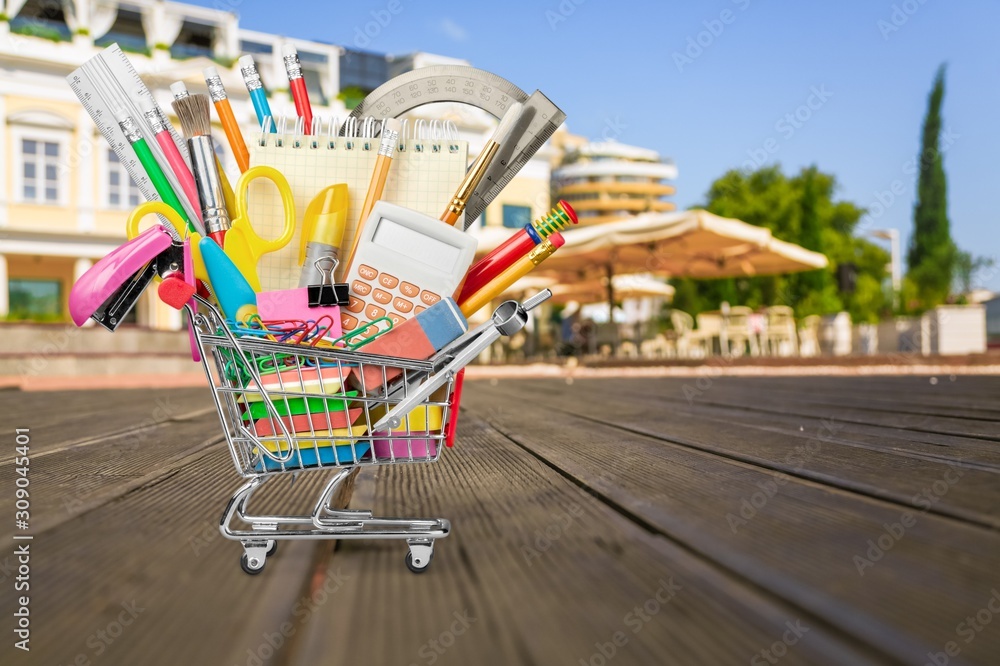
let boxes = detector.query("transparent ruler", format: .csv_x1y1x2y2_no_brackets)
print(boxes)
67,44,201,227
348,66,566,228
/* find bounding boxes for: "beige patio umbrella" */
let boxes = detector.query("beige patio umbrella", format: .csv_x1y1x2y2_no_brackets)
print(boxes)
533,209,828,314
548,273,675,304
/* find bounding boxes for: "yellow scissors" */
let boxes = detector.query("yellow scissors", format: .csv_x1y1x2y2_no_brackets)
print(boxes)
126,200,210,286
223,165,296,292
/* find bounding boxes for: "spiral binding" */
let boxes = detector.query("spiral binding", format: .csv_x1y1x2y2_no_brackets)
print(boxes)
257,115,462,153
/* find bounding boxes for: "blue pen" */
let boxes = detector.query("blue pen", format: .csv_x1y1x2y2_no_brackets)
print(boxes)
238,55,276,133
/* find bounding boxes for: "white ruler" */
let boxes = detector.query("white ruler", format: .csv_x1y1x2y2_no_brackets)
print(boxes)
67,44,201,226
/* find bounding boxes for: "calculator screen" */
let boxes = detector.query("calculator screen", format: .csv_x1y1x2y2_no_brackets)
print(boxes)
371,217,462,273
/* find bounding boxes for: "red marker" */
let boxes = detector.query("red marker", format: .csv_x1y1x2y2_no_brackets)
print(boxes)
282,44,313,134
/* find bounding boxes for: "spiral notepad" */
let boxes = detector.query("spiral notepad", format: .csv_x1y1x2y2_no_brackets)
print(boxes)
248,117,468,290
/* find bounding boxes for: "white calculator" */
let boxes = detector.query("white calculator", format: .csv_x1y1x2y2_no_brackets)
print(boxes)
341,201,478,333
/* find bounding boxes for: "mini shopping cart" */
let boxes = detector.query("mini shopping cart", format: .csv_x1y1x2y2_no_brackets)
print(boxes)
188,289,551,575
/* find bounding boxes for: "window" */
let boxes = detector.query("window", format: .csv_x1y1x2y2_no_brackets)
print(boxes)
502,204,532,229
8,278,62,320
107,150,141,209
21,139,61,204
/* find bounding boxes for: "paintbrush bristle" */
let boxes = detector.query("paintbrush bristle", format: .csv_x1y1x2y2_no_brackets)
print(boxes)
491,101,523,146
172,93,212,139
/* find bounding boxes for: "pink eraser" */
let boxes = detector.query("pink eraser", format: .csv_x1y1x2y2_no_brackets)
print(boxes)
158,275,197,310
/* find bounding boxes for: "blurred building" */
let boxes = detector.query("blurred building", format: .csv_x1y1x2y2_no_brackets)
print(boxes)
552,138,677,226
0,0,551,328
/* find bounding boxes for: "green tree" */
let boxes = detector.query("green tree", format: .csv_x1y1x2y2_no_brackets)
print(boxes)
906,64,956,310
671,165,889,323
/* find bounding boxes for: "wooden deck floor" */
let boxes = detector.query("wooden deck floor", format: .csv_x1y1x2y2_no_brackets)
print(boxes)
1,375,998,665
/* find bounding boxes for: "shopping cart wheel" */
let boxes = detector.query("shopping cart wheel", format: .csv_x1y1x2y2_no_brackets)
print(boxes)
405,542,434,573
266,540,278,557
240,552,265,576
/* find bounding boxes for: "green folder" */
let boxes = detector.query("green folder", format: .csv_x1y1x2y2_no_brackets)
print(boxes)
241,391,358,421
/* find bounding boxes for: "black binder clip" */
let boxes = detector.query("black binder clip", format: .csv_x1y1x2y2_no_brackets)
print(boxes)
307,257,349,307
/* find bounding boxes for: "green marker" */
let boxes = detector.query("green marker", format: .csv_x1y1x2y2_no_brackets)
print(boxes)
115,110,195,234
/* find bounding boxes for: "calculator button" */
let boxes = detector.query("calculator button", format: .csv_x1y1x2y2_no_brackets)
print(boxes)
341,314,358,330
388,312,405,326
419,290,441,306
372,288,392,305
393,297,413,313
358,265,378,281
352,280,372,296
359,324,379,339
346,297,365,313
414,306,426,314
365,304,386,320
399,282,420,298
378,273,399,289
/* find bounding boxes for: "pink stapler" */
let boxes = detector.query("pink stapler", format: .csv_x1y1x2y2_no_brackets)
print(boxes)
69,225,174,331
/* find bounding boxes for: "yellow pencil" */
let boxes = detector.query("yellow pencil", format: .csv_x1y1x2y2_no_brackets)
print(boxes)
343,117,402,273
459,231,565,317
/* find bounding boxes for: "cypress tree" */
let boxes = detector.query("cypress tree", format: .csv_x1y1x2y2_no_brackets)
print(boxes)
907,64,956,307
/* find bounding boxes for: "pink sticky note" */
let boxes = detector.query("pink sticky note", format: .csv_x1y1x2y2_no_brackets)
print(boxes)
258,288,342,340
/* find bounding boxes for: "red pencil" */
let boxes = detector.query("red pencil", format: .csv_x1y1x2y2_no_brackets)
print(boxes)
282,44,313,135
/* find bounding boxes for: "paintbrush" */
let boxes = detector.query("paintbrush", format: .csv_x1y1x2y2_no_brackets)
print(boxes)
440,101,522,227
172,92,230,247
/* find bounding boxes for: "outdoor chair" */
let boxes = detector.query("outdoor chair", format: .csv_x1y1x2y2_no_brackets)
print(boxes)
725,306,760,357
798,315,821,357
670,310,709,359
766,305,799,356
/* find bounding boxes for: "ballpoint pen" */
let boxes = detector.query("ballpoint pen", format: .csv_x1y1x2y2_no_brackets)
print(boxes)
440,102,522,227
457,200,577,303
458,232,565,317
282,44,313,134
114,109,195,235
204,66,250,172
238,55,276,133
172,93,230,247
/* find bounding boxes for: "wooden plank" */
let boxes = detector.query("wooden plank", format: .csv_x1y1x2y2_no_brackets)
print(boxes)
285,411,888,666
470,378,1000,527
464,380,1000,665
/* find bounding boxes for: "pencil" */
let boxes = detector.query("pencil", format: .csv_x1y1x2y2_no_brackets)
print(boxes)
204,66,249,172
458,232,564,317
341,118,403,274
238,55,276,133
114,109,196,234
440,101,522,226
282,44,313,134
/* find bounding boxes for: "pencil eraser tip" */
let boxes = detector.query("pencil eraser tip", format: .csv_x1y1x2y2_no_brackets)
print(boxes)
111,106,130,123
136,94,155,112
169,81,188,97
281,43,298,57
238,55,256,68
203,65,219,78
549,232,566,249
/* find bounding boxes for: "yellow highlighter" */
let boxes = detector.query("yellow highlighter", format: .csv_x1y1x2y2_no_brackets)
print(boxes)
298,183,349,287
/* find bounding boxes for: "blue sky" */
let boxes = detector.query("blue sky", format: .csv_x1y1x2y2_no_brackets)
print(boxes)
191,0,1000,289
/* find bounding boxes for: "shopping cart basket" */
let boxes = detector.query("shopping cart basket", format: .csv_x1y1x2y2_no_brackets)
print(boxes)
188,289,551,575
